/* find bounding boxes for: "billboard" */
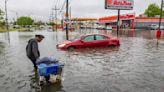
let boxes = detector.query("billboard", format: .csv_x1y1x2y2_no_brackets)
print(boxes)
105,0,134,10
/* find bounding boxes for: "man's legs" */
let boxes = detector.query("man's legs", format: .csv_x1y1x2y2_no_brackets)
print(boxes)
29,58,37,70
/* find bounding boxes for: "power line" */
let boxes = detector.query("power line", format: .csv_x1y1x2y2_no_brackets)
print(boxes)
58,0,73,15
58,0,66,15
52,0,59,9
50,0,59,19
55,0,59,7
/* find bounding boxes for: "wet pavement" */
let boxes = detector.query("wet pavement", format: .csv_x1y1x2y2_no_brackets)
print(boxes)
0,29,164,92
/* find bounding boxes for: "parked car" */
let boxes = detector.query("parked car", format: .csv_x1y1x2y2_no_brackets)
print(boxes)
148,24,164,30
96,25,105,30
13,25,20,28
106,26,112,30
57,34,120,50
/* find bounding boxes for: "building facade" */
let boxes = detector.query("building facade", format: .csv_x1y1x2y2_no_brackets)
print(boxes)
99,13,164,29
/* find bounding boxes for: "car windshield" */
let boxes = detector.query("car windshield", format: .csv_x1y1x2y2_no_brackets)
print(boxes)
70,36,82,41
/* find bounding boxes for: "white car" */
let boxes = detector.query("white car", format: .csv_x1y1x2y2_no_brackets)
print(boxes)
148,24,164,30
106,26,112,30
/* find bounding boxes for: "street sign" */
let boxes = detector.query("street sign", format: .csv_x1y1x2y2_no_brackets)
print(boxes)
105,0,134,10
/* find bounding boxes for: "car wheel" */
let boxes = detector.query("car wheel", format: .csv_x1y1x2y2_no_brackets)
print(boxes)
67,46,76,51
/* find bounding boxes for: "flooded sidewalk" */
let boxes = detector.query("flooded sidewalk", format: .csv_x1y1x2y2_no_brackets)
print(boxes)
0,29,164,92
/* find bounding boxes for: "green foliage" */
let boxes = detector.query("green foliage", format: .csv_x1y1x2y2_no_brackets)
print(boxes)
47,22,54,26
144,3,161,17
0,9,4,20
17,16,34,26
0,9,5,27
0,21,5,26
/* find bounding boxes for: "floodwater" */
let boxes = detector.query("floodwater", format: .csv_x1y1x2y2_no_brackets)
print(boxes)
0,29,164,92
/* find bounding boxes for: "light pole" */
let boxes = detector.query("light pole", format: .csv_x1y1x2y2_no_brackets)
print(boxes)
5,0,10,42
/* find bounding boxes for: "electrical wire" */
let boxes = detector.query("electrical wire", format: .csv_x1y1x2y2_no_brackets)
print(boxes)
55,0,59,7
58,0,66,15
0,0,4,10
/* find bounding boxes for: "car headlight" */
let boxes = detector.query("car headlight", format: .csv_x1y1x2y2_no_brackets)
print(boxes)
58,44,66,48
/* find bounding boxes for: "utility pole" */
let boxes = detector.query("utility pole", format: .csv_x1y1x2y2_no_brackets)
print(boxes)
70,6,73,31
16,12,18,20
51,9,54,31
48,16,52,29
15,12,18,25
159,0,164,29
0,10,1,14
5,0,8,30
66,0,69,40
5,0,10,42
53,6,59,31
61,11,64,30
117,9,120,37
70,7,71,20
157,0,164,45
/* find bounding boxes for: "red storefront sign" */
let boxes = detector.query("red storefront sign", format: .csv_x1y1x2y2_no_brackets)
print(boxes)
120,14,135,20
105,0,134,10
99,13,135,23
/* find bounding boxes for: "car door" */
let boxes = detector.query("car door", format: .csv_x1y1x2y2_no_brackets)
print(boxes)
82,35,96,48
94,35,109,47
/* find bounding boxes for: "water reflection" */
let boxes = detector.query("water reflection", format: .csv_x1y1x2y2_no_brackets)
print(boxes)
40,82,64,92
9,31,19,45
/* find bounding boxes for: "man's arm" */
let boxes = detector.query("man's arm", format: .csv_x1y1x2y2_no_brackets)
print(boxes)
32,41,39,59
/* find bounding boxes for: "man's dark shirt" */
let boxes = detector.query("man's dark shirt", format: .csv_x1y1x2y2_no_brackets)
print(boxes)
26,38,40,60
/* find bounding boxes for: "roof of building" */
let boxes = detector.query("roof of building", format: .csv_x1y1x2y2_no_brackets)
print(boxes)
71,18,98,21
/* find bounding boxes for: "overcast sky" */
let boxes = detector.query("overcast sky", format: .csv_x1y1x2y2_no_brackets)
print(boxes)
0,0,162,22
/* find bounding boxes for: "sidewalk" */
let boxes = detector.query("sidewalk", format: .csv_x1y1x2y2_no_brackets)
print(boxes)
0,28,31,33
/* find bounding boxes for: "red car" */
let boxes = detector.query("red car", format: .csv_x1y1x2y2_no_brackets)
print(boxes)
57,34,120,50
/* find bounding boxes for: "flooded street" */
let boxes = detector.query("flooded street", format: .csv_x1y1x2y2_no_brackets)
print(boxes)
0,29,164,92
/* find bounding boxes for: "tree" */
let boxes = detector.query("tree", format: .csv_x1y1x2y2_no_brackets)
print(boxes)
0,9,4,20
17,16,34,27
144,3,161,17
47,22,54,26
0,9,5,27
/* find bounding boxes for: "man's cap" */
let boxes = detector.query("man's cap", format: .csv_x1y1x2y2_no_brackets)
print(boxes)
35,34,45,38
